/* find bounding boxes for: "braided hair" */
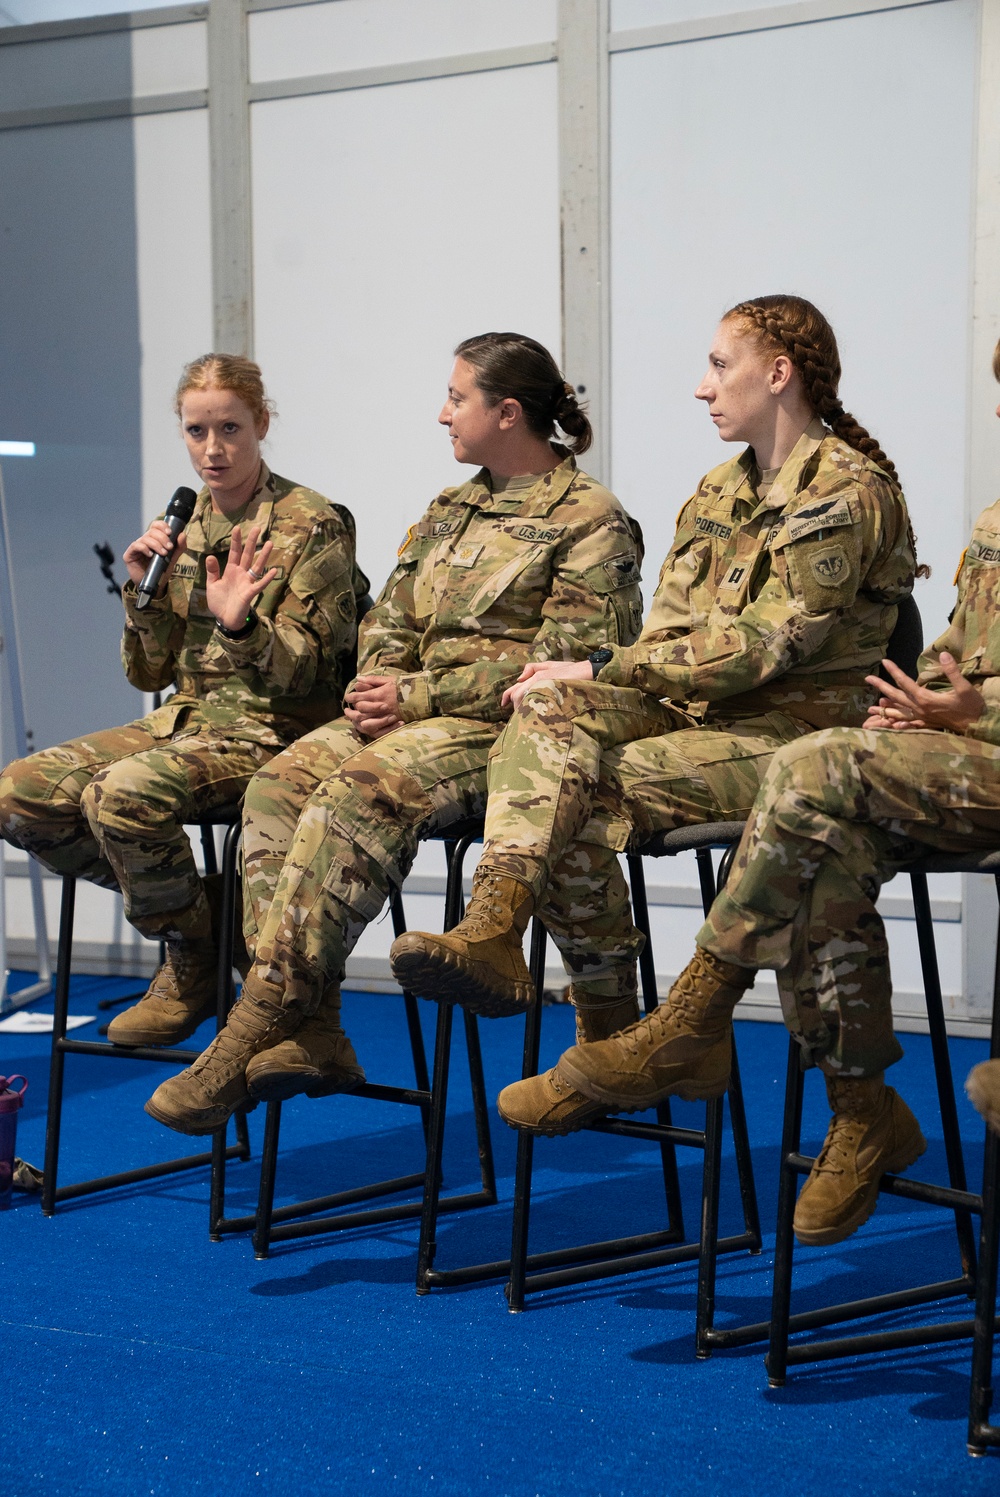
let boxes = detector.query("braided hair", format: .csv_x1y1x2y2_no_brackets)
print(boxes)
725,296,927,577
455,332,593,454
724,295,898,484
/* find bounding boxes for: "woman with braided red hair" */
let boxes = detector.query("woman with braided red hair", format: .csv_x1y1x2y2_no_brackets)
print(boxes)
393,294,925,1246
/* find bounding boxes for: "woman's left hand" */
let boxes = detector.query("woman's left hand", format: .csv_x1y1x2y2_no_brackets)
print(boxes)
501,658,596,712
863,652,986,733
206,525,277,632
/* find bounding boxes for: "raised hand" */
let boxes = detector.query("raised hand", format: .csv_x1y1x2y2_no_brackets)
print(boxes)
863,652,985,734
123,520,188,592
205,525,277,632
344,675,403,740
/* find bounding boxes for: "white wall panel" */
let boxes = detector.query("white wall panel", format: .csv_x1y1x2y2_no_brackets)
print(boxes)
249,0,557,84
251,63,560,597
131,20,206,95
134,107,212,523
613,0,773,25
609,1,977,640
0,0,169,21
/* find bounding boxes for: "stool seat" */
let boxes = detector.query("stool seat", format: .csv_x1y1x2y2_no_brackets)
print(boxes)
638,821,747,858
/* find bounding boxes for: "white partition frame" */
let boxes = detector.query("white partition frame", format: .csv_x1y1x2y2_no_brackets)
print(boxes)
1,0,997,1026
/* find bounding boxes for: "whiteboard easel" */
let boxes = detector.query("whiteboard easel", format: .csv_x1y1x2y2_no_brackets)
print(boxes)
0,461,51,1013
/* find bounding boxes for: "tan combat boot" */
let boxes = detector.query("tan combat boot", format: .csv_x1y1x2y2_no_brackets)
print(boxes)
107,936,218,1047
144,993,296,1135
244,984,366,1102
389,866,535,1018
558,947,754,1110
793,1072,927,1246
966,1060,1000,1136
497,990,640,1136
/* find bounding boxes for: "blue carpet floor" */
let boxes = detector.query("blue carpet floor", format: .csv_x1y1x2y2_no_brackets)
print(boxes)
1,970,998,1496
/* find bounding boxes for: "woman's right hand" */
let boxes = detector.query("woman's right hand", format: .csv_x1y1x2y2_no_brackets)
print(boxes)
123,521,187,591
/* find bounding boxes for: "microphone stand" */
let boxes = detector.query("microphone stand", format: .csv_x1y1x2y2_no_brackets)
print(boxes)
0,462,51,1013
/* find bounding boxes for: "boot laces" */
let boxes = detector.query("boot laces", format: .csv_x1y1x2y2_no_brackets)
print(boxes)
813,1112,866,1176
622,1003,673,1055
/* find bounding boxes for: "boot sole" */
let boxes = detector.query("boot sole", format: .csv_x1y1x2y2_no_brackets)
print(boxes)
247,1068,366,1103
143,1094,256,1137
793,1131,928,1246
558,1053,730,1110
496,1104,608,1138
390,941,534,1019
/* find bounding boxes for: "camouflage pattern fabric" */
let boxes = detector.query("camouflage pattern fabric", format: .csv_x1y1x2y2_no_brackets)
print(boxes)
476,423,915,999
355,455,643,722
236,459,645,1015
0,726,274,941
698,725,1000,1075
696,494,1000,1075
0,467,364,940
123,462,370,748
589,419,913,722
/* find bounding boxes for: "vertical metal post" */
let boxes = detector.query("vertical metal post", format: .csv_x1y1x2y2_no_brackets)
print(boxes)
962,0,1000,1014
0,462,50,1012
208,0,254,355
558,0,610,483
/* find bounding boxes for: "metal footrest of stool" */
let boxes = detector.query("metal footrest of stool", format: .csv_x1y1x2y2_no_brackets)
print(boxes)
42,811,251,1221
218,826,499,1262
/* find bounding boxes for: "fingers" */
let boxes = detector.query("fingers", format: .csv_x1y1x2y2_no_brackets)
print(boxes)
204,555,221,582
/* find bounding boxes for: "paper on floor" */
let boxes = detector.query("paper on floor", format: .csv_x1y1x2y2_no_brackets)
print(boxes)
0,1013,94,1033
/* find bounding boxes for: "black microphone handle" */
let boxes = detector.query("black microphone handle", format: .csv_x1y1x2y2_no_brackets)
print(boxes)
135,487,197,610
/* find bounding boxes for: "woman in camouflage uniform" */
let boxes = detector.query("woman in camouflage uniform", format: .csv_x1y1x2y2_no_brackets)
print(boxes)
393,297,918,1171
145,333,645,1135
0,355,367,1048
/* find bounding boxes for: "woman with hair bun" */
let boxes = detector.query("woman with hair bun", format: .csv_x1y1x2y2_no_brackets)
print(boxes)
393,297,923,1247
144,332,645,1133
0,354,368,1047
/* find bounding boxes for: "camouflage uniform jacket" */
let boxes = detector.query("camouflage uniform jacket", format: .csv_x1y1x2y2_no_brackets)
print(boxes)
918,497,1000,747
355,455,644,723
593,419,915,730
121,463,370,748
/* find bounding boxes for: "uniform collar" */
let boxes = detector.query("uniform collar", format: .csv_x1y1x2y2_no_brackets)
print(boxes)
719,418,827,518
187,460,277,553
463,453,579,516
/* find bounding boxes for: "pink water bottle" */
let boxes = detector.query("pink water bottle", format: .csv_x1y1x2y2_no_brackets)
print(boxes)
0,1076,27,1209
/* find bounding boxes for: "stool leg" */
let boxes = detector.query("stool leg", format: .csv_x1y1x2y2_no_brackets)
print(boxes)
209,820,244,1239
766,1037,806,1386
389,886,433,1142
910,870,977,1277
253,1101,283,1260
968,1120,1000,1453
695,1092,725,1356
506,925,546,1314
727,1043,762,1249
627,853,685,1237
42,874,75,1217
415,1003,454,1293
463,1010,498,1205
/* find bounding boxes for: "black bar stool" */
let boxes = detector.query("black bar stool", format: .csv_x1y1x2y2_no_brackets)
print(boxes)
502,822,761,1317
41,804,251,1220
694,849,988,1382
968,928,1000,1455
238,820,502,1264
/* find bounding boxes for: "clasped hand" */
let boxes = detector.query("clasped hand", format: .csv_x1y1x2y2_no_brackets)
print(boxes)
345,676,403,739
864,652,985,733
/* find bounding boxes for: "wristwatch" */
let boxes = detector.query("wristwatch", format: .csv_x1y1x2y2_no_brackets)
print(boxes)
216,611,258,641
588,648,614,678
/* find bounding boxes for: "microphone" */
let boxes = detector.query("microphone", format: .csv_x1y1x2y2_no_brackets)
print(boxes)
135,486,198,609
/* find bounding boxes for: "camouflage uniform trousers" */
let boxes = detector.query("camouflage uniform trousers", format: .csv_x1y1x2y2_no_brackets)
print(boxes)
0,723,273,941
477,678,814,1000
697,726,1000,1076
240,716,502,1015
